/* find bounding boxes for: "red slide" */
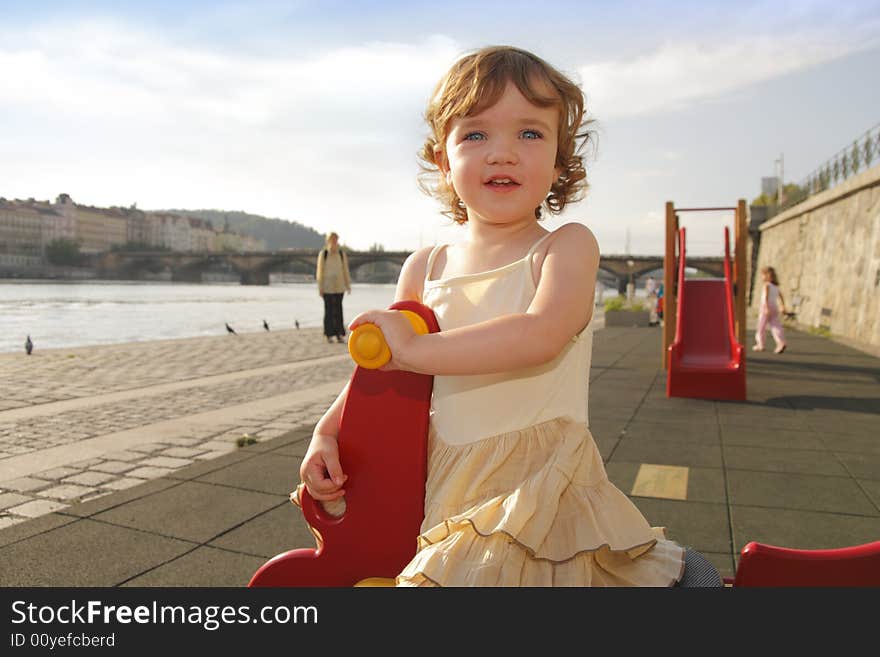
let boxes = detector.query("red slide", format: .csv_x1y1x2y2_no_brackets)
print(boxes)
666,227,745,401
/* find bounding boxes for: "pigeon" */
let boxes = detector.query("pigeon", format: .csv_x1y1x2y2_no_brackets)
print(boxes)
225,323,237,335
295,320,300,330
263,320,270,331
25,335,33,355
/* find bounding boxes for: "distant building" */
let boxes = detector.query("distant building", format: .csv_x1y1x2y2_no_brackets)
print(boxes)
761,177,780,198
0,199,46,268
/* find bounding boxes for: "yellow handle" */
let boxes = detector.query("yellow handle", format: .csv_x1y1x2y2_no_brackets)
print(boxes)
348,310,429,369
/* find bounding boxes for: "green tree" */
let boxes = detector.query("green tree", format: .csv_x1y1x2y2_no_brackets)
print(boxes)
45,238,84,266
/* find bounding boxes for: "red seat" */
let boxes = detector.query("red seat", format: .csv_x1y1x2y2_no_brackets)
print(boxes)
728,540,880,587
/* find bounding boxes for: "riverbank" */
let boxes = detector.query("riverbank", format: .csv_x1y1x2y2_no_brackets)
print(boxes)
0,327,355,530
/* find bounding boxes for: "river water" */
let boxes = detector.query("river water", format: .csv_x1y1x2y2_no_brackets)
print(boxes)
0,280,397,354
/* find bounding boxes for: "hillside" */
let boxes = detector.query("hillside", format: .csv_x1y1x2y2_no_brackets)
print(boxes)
166,209,326,250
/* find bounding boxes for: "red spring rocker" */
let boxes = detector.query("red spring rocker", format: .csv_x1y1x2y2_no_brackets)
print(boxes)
729,539,880,587
248,300,440,587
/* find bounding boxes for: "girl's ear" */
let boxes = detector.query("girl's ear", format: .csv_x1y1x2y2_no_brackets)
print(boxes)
434,144,449,175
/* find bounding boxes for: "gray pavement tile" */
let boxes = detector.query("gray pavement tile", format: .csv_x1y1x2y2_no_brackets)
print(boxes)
719,426,827,451
606,462,726,505
0,512,77,548
164,450,253,481
587,418,627,441
270,441,311,459
629,411,719,431
859,479,880,511
700,551,736,581
195,451,300,496
821,433,880,455
839,453,880,481
0,519,197,586
121,545,267,587
591,433,620,462
92,481,280,543
716,413,812,431
209,503,316,559
724,445,849,477
610,438,723,469
620,420,720,444
727,470,879,516
59,478,182,518
730,504,880,554
628,498,731,554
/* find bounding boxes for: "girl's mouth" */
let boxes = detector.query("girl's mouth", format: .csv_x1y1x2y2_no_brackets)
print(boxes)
484,177,521,191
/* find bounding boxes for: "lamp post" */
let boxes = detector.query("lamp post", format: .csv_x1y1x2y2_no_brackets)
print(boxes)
626,259,635,304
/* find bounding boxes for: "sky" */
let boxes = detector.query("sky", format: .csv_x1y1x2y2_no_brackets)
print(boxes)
2,0,879,256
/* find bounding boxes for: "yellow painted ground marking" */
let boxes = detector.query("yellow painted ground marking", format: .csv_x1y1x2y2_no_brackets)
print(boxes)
631,464,689,500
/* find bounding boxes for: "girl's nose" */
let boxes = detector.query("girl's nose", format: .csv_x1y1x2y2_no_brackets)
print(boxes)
486,140,518,165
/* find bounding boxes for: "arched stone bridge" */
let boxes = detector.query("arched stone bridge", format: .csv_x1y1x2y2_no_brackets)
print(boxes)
94,249,724,286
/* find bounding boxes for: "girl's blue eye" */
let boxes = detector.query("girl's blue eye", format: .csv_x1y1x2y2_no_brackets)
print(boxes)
521,129,542,140
463,132,486,141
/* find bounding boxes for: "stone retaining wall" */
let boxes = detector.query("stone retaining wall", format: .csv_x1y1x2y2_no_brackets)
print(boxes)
750,163,880,350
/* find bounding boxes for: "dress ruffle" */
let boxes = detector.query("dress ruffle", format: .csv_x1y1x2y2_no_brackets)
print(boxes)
396,417,686,587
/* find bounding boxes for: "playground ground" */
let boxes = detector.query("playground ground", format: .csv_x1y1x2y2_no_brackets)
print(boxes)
0,324,878,586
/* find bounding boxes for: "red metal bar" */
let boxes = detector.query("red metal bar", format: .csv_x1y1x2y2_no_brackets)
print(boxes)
674,207,737,212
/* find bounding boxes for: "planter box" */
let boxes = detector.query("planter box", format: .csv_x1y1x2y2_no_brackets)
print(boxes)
604,309,651,327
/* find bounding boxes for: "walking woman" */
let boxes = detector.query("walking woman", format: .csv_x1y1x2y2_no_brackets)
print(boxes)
316,232,352,343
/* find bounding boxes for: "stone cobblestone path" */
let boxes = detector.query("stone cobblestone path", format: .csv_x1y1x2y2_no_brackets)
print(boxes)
0,328,352,530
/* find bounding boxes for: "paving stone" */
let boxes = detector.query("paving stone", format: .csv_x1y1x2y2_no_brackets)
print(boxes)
0,477,53,493
126,466,174,479
0,515,27,530
0,492,31,511
37,484,94,501
91,460,138,474
101,477,150,491
140,456,193,469
161,447,204,458
37,466,81,480
8,499,69,517
62,471,117,486
102,450,146,461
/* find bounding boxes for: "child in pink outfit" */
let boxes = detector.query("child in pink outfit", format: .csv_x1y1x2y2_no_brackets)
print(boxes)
754,266,787,354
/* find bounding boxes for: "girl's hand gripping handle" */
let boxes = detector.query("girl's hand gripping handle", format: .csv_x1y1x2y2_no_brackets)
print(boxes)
348,310,429,369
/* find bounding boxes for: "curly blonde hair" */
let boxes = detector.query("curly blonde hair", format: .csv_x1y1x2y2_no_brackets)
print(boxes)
418,46,594,225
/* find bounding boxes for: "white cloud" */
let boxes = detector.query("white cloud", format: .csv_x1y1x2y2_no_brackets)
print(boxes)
578,32,878,119
0,21,462,250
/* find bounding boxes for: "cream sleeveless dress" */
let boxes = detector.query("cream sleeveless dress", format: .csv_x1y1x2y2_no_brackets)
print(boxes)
396,231,686,587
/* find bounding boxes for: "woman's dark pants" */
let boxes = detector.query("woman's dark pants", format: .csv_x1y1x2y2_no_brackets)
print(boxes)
322,293,346,338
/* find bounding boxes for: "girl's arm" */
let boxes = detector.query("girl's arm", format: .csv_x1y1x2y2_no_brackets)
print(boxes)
352,224,599,376
299,246,433,500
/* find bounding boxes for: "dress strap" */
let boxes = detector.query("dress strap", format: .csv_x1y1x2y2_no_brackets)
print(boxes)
424,243,448,284
525,231,555,258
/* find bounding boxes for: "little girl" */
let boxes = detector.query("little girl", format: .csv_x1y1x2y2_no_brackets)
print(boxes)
300,46,689,586
754,266,787,354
